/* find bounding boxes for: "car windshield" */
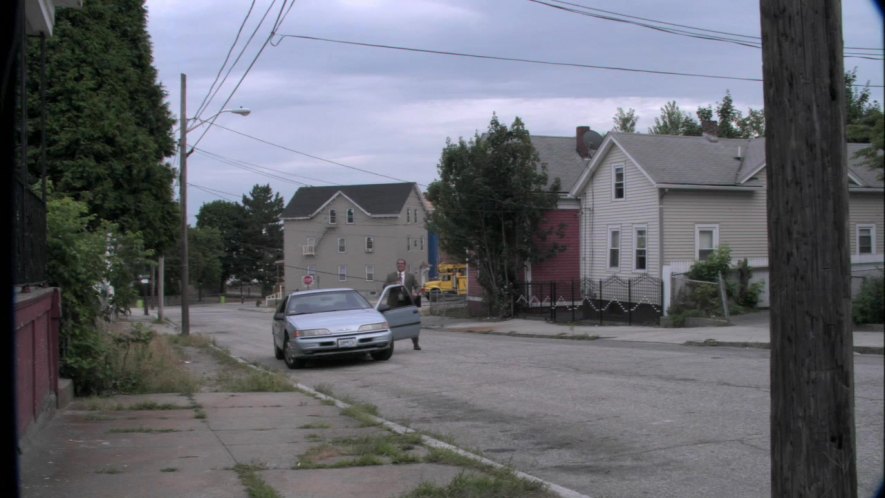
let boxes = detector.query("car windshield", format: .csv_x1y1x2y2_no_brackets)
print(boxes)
286,290,371,315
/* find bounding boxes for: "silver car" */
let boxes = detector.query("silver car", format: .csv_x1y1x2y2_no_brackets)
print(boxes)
271,286,421,369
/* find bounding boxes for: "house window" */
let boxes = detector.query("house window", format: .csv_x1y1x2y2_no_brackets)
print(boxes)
338,265,347,281
414,208,419,223
420,237,424,250
406,209,411,223
857,224,876,255
337,238,346,253
634,225,647,271
346,208,354,224
365,236,374,252
608,226,620,269
695,224,720,260
366,264,375,281
612,164,625,200
406,236,411,251
329,209,337,224
303,237,316,256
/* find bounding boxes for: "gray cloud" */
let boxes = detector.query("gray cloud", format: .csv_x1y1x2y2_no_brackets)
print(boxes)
146,0,884,221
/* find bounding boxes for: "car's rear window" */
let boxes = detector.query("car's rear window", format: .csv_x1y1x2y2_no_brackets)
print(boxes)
287,291,371,315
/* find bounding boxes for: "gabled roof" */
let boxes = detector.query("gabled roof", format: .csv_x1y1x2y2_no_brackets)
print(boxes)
281,182,420,220
570,132,883,195
530,135,590,193
847,143,884,189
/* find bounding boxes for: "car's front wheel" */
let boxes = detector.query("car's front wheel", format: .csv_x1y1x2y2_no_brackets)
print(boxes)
283,338,306,369
273,338,284,360
370,341,394,361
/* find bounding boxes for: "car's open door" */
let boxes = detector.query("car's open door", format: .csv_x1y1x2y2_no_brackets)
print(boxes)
376,284,421,341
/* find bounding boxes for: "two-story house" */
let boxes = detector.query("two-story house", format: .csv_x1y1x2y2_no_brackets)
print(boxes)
280,182,429,299
569,131,884,310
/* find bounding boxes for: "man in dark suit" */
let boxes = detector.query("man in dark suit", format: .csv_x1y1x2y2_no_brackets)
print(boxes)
385,258,421,350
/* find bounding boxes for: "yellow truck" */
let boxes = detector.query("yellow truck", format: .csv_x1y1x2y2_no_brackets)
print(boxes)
421,263,467,299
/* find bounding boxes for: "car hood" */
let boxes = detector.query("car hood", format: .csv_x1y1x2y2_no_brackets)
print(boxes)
286,308,387,335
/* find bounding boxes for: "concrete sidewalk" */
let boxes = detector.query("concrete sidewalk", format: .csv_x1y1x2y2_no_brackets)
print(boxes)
18,390,487,498
17,308,881,498
17,309,590,498
422,311,884,354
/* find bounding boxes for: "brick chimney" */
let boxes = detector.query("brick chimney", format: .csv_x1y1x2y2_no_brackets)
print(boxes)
576,126,591,158
701,120,719,141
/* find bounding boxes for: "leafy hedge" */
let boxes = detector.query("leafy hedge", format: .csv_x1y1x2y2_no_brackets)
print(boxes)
47,196,150,395
668,246,764,326
853,276,884,325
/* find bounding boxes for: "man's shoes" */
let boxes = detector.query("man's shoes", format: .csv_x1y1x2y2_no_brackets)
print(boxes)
413,344,422,350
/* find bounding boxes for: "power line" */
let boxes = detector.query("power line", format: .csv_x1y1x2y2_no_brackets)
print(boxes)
202,121,422,185
194,148,336,187
193,0,259,119
189,182,242,201
193,148,311,187
275,33,883,87
530,0,883,60
273,33,766,83
191,1,297,150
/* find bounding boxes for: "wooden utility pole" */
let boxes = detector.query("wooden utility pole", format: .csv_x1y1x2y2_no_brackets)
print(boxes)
760,0,857,496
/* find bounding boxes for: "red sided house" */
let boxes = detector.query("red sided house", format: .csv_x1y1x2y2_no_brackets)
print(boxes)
467,126,600,317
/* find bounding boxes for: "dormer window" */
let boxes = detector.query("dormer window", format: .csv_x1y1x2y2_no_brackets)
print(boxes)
329,209,337,224
346,208,354,224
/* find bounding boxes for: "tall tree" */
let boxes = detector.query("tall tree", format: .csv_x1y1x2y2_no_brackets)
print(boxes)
844,68,883,143
761,0,856,495
715,91,741,138
612,107,638,132
426,115,560,317
196,200,247,291
189,226,224,301
25,0,177,252
854,112,883,180
240,185,284,296
713,91,766,138
737,108,766,139
648,101,701,135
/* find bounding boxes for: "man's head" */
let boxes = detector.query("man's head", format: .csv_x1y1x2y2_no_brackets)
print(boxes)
396,259,406,272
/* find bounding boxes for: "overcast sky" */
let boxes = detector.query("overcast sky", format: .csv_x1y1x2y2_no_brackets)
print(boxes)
144,0,884,223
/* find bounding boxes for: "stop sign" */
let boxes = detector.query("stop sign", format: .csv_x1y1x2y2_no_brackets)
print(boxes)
302,275,314,286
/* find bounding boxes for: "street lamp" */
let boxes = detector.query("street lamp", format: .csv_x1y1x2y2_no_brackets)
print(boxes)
179,72,250,335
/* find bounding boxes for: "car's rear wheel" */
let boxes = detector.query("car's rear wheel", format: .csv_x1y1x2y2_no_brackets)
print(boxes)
274,339,284,360
370,341,394,361
283,338,306,369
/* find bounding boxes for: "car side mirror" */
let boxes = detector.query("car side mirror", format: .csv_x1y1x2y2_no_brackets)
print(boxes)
378,303,390,312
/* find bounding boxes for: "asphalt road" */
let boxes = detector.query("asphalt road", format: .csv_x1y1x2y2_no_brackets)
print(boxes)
176,304,884,498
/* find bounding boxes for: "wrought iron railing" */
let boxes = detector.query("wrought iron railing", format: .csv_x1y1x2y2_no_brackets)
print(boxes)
514,275,664,325
14,178,47,286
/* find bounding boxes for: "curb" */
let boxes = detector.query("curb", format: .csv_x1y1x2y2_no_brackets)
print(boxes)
223,347,593,498
436,327,884,355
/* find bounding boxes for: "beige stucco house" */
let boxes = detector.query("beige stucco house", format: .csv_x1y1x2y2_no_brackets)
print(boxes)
280,182,429,300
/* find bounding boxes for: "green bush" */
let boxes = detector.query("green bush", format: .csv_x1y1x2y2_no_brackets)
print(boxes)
853,276,884,325
687,246,732,282
669,248,766,326
47,196,151,395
